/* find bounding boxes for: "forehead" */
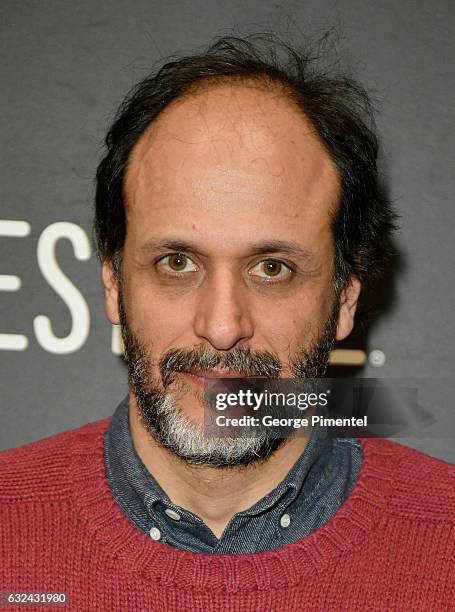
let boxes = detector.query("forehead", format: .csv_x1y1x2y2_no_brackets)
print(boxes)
123,82,339,249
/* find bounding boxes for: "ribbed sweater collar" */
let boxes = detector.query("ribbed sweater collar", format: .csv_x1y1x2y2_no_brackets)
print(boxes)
71,418,397,590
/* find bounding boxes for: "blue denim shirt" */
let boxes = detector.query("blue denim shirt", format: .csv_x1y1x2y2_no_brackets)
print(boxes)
104,397,362,553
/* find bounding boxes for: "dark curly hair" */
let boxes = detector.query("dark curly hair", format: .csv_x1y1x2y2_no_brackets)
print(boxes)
94,34,397,296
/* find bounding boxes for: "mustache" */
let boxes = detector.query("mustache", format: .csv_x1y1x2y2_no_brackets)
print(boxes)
159,345,282,387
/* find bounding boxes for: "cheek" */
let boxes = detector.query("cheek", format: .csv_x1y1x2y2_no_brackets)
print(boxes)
252,284,334,351
123,284,195,351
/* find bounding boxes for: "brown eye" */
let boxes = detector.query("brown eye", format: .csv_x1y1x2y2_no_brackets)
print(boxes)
168,253,187,271
157,253,198,274
263,260,282,276
249,259,293,281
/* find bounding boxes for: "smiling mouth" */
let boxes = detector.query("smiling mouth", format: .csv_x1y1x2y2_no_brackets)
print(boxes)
188,369,252,378
180,369,264,389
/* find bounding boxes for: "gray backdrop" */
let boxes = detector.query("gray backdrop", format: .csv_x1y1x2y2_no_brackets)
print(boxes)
1,0,454,461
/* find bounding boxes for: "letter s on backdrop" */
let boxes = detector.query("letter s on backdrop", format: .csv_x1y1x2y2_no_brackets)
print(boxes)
34,222,91,354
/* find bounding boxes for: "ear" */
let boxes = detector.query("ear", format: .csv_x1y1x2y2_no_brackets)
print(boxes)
336,275,362,341
102,259,120,325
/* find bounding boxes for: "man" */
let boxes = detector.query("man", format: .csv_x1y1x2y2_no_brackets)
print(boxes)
1,35,453,610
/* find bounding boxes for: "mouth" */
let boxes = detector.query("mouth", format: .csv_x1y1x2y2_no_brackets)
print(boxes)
179,369,264,390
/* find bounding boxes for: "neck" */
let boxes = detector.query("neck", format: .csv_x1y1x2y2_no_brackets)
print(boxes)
128,395,310,538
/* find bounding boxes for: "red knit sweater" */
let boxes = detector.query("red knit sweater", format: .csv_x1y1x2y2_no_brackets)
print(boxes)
0,417,454,611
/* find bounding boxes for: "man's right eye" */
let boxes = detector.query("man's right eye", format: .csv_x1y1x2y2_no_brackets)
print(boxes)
156,253,199,274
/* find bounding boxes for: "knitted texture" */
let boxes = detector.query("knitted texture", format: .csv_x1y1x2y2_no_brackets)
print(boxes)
0,418,454,611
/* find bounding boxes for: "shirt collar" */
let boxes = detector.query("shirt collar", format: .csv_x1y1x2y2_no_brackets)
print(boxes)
105,396,330,520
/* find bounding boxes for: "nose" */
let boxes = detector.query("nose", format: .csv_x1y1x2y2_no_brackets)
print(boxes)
193,269,254,351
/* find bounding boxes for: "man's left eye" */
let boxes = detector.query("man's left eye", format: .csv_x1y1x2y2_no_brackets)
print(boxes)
249,259,293,280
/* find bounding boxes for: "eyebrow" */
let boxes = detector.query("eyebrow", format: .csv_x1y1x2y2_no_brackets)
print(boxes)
248,240,313,260
140,238,313,261
140,239,204,255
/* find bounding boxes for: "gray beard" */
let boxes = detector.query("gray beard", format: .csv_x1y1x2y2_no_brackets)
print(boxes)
119,293,338,468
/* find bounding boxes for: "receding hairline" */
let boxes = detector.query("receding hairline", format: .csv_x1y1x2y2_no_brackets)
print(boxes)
122,73,342,216
127,73,332,151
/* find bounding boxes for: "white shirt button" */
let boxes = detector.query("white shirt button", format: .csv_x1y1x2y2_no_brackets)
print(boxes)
280,513,291,528
165,508,181,521
149,527,162,541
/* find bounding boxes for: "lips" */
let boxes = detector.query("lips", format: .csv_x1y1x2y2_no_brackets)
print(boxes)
184,369,252,379
179,369,262,390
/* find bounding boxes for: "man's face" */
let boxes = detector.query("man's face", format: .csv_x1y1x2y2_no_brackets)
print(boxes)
103,82,360,463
